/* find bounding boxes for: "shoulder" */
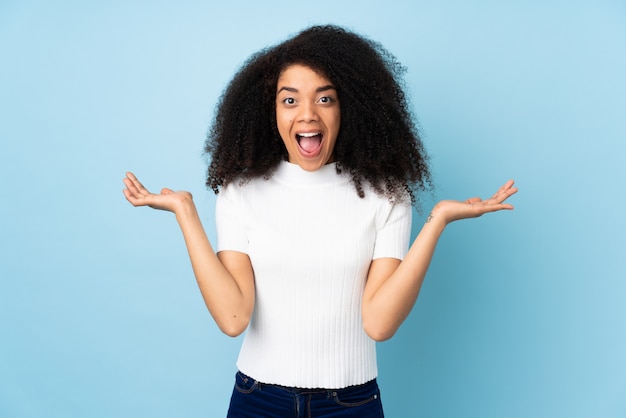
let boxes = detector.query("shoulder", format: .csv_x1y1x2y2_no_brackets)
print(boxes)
216,175,281,214
218,176,265,197
363,187,412,227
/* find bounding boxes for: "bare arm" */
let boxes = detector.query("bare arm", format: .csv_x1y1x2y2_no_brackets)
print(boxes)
362,180,518,341
122,172,255,337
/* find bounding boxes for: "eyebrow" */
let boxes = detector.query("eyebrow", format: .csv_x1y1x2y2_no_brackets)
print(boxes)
277,85,336,94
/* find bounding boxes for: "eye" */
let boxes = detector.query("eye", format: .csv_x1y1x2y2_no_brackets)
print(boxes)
318,96,332,104
282,97,296,105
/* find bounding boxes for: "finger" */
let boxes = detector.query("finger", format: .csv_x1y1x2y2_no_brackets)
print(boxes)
499,180,516,196
122,177,144,199
497,186,518,203
491,181,518,203
490,181,512,199
122,177,138,196
122,173,153,206
123,185,144,206
499,179,514,190
125,172,151,196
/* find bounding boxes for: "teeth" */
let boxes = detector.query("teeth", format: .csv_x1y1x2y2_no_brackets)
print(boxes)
298,132,321,137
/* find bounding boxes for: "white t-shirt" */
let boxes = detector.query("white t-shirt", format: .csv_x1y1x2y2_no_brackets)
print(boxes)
216,161,411,389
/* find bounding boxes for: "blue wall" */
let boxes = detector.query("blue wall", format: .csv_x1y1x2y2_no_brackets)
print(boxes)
1,1,624,417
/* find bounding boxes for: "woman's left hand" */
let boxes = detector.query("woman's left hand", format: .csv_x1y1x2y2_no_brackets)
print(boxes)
430,180,518,225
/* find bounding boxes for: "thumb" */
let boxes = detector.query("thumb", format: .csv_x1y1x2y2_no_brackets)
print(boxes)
161,188,174,195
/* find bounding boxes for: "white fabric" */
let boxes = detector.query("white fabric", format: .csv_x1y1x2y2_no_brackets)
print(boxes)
216,161,411,389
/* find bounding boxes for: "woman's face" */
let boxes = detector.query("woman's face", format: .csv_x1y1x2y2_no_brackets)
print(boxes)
275,64,341,172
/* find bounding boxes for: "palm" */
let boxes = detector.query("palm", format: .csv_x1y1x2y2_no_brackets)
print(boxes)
122,172,192,213
435,180,518,224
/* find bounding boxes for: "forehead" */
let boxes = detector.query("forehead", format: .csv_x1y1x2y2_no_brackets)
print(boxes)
277,64,333,87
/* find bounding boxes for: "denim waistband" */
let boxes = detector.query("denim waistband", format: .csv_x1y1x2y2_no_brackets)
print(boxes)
238,371,378,395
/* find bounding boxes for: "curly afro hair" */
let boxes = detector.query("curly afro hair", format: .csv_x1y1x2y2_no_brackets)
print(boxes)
205,24,431,204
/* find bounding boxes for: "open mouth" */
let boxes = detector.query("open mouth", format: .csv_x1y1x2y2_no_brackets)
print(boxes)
296,132,323,156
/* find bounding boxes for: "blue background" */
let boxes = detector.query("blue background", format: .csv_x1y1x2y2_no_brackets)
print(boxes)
1,1,625,417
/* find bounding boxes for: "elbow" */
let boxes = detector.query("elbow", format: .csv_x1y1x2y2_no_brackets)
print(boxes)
217,316,250,338
362,307,400,341
363,321,398,342
220,325,245,338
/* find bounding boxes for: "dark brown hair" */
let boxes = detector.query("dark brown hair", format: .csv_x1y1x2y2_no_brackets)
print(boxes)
205,25,431,203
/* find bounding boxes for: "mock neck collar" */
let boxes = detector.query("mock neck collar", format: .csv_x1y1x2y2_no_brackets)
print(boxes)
272,160,349,187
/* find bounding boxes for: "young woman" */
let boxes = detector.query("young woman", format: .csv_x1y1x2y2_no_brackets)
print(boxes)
123,25,517,417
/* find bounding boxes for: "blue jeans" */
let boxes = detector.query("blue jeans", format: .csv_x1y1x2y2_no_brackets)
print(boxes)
227,371,385,417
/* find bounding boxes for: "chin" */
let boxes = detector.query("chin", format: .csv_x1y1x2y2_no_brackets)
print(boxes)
298,161,325,172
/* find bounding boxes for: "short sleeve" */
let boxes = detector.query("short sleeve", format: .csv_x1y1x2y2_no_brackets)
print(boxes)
215,185,249,254
372,199,412,260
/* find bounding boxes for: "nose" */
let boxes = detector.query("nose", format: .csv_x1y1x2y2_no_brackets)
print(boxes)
297,101,319,122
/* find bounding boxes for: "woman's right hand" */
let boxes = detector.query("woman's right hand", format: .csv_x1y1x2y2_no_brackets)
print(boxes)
122,171,193,213
123,171,255,337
